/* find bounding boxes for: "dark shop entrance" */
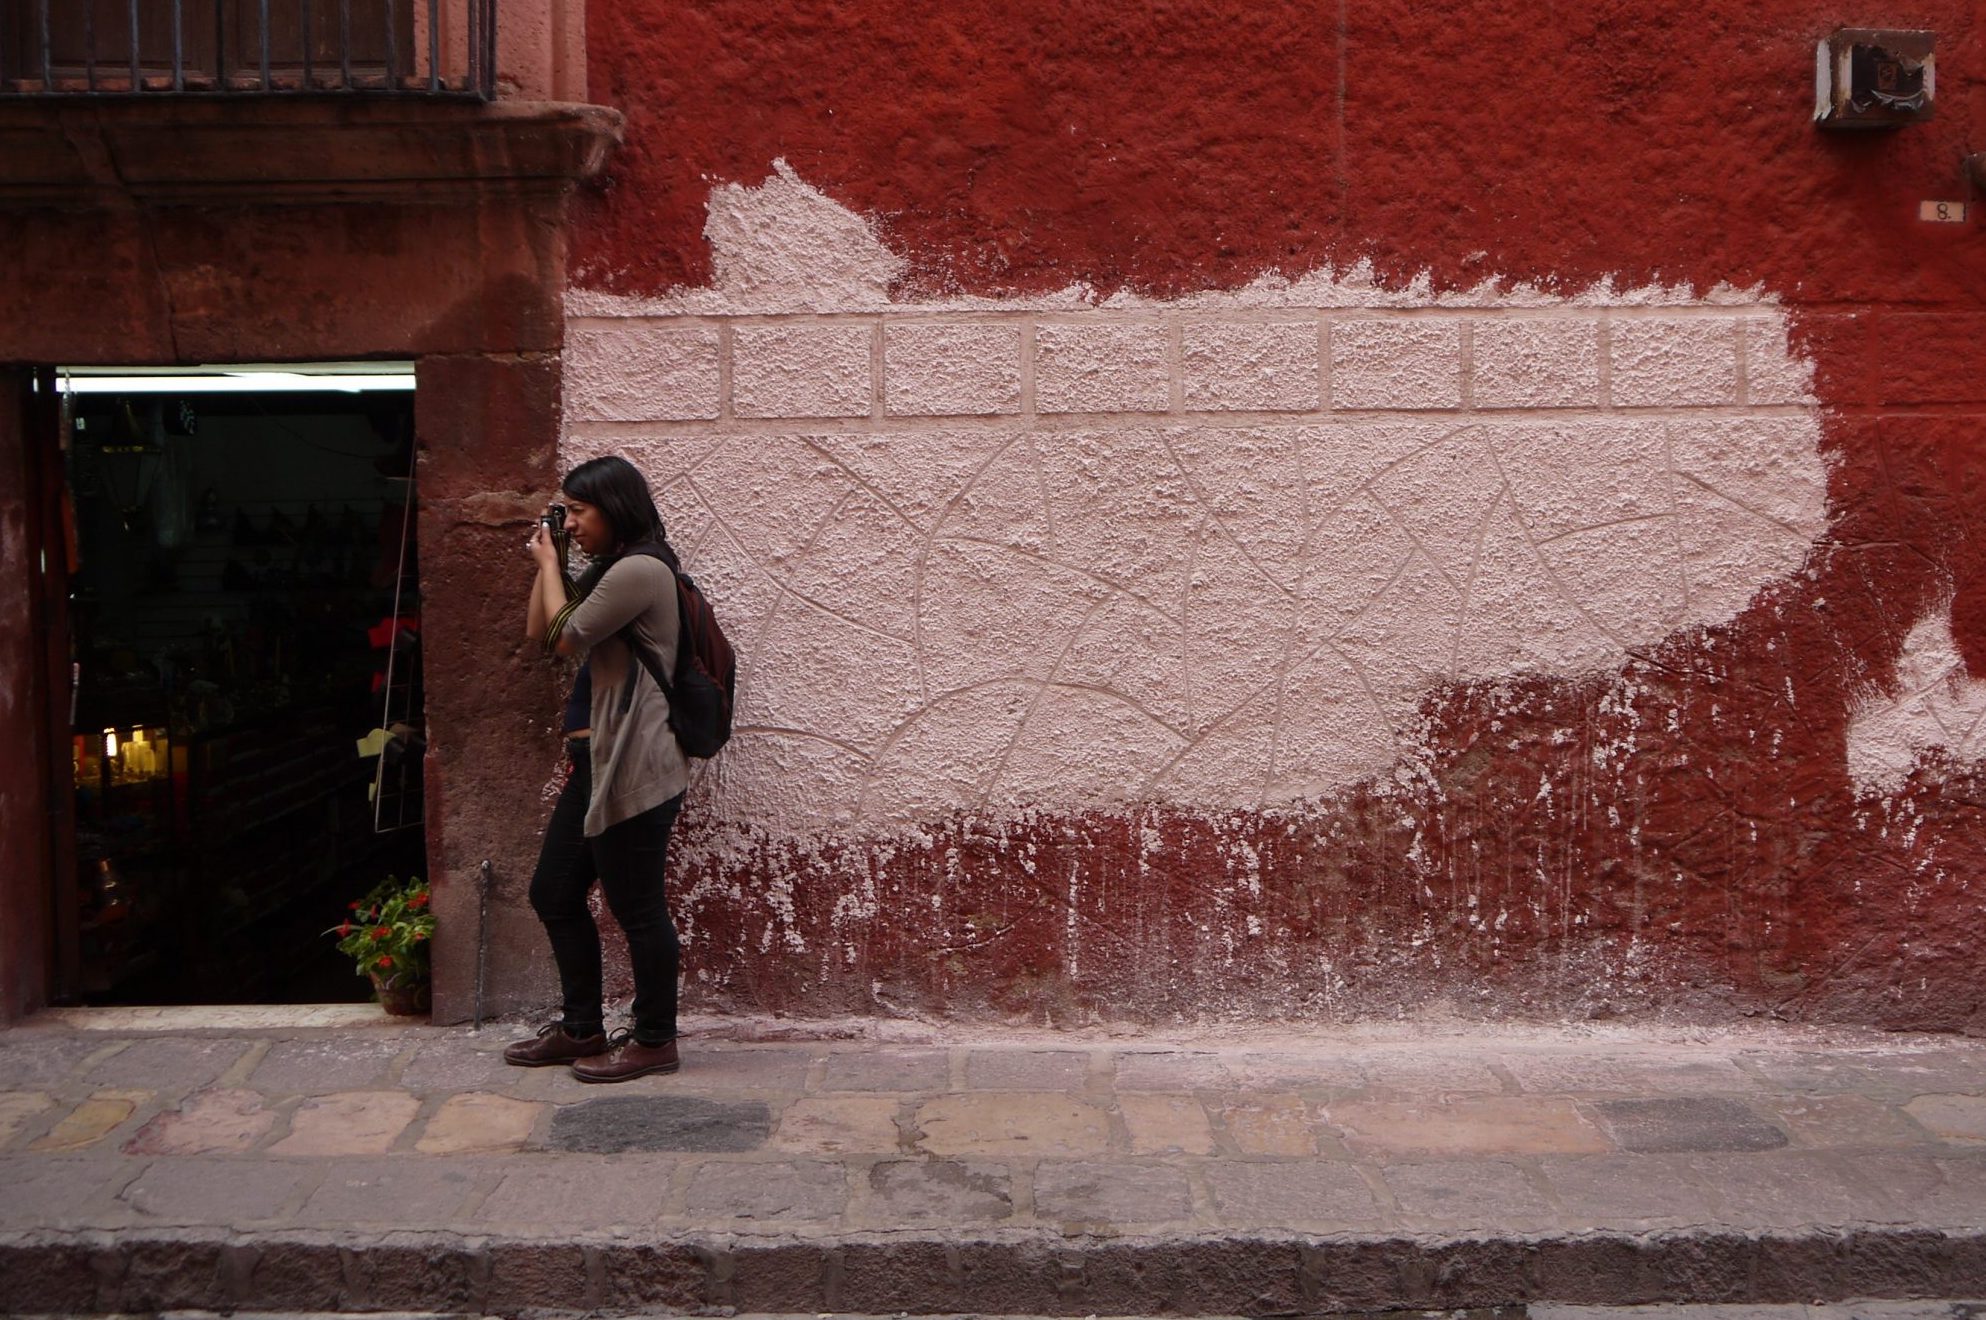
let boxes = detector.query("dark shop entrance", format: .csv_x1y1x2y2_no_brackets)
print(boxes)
52,365,426,1007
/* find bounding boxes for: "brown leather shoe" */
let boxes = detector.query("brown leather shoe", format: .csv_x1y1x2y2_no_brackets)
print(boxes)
503,1023,608,1067
571,1032,679,1083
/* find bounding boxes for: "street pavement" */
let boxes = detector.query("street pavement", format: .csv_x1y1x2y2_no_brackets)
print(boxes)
0,1009,1983,1315
3,1302,1986,1310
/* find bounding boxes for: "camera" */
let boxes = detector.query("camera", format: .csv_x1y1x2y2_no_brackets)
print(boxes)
543,502,567,531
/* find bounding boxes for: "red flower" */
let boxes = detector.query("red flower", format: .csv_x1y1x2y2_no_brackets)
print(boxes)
408,893,429,910
348,901,361,911
337,922,353,937
371,925,391,940
376,955,394,969
413,930,428,941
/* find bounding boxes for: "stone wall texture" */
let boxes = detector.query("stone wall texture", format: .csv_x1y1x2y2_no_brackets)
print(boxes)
555,0,1986,1029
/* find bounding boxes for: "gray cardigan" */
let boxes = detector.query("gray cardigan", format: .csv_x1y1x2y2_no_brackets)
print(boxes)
555,555,689,835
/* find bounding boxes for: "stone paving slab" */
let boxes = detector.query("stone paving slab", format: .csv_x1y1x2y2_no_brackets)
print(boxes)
1592,1097,1790,1154
0,1017,1984,1314
1380,1156,1560,1229
248,1038,410,1093
294,1157,492,1226
1533,1307,1986,1320
81,1038,254,1090
865,1156,1014,1224
472,1154,676,1230
9,1307,1986,1320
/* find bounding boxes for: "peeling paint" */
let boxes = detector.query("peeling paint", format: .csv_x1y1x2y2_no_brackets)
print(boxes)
1847,603,1986,794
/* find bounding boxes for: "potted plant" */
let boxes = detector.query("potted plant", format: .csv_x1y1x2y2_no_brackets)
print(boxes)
329,875,434,1015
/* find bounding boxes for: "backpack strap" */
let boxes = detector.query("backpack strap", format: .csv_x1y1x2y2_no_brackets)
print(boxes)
614,551,684,704
619,619,676,703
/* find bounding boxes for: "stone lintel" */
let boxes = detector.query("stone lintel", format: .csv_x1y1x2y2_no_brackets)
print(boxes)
0,97,623,210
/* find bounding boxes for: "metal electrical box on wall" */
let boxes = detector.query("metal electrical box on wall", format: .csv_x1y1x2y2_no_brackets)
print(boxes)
1815,28,1935,128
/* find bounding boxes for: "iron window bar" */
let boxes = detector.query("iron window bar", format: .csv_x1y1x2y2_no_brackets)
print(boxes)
1,0,495,98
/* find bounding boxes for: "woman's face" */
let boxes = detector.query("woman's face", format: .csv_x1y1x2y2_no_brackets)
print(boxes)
560,494,614,556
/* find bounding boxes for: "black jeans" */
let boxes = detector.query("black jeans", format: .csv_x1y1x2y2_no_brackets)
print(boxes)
528,739,684,1045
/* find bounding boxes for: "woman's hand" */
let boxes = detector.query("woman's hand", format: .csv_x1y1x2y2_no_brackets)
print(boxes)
526,521,562,571
523,520,563,642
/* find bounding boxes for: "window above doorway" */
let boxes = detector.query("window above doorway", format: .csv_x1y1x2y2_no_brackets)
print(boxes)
1,0,495,98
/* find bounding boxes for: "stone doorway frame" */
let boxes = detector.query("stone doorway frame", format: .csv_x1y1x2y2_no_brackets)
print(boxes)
0,97,620,1024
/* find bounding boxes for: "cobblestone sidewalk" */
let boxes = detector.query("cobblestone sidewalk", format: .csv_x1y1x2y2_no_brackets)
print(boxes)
12,1308,1986,1320
1,1011,1983,1314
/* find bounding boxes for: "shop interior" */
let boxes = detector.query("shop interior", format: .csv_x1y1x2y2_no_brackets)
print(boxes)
56,366,425,1006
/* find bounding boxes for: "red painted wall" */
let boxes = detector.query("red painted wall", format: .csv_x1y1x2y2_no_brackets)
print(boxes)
575,1,1986,1027
578,3,1984,306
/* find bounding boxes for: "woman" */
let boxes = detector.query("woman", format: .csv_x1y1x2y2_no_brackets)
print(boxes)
505,455,690,1083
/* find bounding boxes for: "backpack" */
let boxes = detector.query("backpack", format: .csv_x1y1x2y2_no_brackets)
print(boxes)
617,547,737,759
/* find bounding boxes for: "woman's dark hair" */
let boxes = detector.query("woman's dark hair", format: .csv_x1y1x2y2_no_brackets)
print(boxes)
562,455,661,548
562,455,682,595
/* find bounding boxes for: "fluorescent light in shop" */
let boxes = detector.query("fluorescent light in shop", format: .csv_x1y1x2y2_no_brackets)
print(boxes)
56,363,415,394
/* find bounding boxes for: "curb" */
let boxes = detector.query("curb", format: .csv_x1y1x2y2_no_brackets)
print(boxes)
3,1226,1984,1315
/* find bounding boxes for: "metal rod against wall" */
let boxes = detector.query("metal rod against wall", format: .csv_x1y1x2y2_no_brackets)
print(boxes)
383,0,396,88
83,3,95,91
38,0,52,88
259,0,270,89
373,422,421,836
480,0,489,93
300,0,312,89
466,0,476,94
126,0,138,90
172,0,184,92
426,0,438,91
474,860,493,1031
215,0,226,88
339,0,351,88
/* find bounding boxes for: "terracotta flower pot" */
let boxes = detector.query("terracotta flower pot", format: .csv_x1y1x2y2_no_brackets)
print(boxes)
369,971,431,1017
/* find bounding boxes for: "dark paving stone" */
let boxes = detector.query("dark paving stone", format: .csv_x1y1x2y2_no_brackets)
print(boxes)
545,1095,770,1153
1593,1096,1788,1153
867,1157,1013,1223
